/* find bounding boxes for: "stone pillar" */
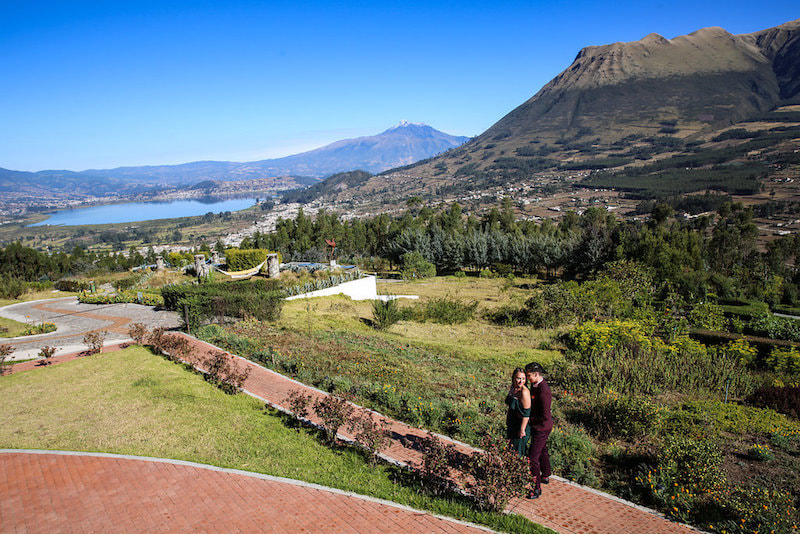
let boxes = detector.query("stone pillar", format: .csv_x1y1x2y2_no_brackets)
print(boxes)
155,256,165,271
267,253,280,279
194,254,209,277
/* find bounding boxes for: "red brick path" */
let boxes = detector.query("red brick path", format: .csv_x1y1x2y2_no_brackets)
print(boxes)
0,451,490,533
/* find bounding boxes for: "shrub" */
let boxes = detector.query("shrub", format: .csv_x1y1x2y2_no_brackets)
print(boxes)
161,279,283,330
0,274,27,299
23,322,57,336
202,350,251,394
147,327,168,354
586,391,661,440
37,345,57,365
78,290,164,306
54,279,93,292
558,325,753,398
284,389,313,420
419,296,478,324
746,386,800,419
764,347,800,374
127,323,149,345
400,251,436,280
224,248,271,271
312,394,354,443
687,302,727,331
548,425,597,485
0,344,13,375
82,330,107,355
466,435,530,512
768,428,800,451
347,413,392,463
415,432,457,496
747,312,800,342
746,443,774,461
658,435,726,494
371,299,402,331
707,486,798,534
159,335,193,363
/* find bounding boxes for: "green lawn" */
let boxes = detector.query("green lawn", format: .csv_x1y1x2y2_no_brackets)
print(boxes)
0,346,549,534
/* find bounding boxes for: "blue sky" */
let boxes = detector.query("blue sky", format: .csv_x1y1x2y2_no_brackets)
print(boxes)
1,1,797,171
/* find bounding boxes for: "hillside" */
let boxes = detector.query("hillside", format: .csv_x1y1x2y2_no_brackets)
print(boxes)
294,19,800,217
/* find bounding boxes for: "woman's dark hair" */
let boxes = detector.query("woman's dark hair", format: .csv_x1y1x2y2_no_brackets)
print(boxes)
511,367,525,378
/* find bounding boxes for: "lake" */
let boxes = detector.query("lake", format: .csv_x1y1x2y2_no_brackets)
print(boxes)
29,197,259,226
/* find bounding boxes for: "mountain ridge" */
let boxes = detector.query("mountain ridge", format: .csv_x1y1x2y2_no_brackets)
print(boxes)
0,122,468,203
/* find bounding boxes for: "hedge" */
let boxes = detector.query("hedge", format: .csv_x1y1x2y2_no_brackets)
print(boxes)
161,279,283,330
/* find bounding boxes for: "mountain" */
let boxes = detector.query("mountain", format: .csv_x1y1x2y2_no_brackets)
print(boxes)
296,18,800,210
249,121,469,177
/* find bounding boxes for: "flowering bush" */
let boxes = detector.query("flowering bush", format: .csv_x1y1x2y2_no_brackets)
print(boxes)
202,350,251,394
687,302,727,331
746,443,774,461
83,330,107,355
127,323,149,345
416,432,457,496
466,435,530,512
567,320,664,358
720,338,757,367
347,414,392,463
765,347,800,374
313,394,354,443
37,345,57,365
659,435,726,494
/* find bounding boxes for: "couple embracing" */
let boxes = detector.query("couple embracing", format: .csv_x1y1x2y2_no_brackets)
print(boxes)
505,362,552,500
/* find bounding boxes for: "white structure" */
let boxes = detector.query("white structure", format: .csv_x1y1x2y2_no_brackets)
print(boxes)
285,275,418,302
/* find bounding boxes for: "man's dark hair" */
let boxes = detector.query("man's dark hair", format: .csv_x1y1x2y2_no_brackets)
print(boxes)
525,362,545,375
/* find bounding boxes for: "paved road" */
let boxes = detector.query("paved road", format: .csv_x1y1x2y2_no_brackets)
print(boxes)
0,297,180,360
1,451,490,533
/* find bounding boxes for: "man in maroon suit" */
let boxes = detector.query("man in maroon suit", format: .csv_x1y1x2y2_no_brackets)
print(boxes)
525,362,552,499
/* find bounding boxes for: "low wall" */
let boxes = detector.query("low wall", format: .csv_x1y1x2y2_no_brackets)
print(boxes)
284,275,418,302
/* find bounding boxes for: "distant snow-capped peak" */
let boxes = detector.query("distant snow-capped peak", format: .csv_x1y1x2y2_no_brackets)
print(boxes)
392,119,427,129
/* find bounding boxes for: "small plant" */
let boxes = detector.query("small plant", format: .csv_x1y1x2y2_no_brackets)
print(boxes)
371,298,401,331
148,327,168,354
202,350,251,394
0,343,13,375
420,296,478,324
747,443,775,462
127,322,149,345
415,432,457,496
83,330,107,355
467,435,530,512
400,251,436,280
312,394,354,443
160,335,193,363
37,345,57,365
347,413,392,463
285,389,313,420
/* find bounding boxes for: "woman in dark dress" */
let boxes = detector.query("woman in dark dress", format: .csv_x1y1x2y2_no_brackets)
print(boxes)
506,367,532,456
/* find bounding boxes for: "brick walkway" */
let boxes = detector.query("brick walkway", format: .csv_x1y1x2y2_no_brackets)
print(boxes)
1,299,696,533
0,451,490,533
